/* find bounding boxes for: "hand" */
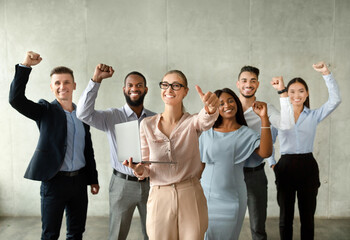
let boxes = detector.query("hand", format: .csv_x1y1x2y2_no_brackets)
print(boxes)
90,184,100,195
312,61,330,75
270,76,285,91
252,101,268,118
92,64,115,83
195,85,219,114
22,51,42,67
122,157,145,176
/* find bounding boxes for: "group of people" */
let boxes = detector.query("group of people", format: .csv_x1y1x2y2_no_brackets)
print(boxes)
9,51,341,240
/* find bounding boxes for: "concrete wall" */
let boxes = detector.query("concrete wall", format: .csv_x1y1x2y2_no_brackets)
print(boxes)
1,0,349,217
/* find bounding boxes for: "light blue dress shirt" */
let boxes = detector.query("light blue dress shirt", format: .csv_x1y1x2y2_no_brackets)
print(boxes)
278,73,341,154
60,106,86,171
76,80,156,176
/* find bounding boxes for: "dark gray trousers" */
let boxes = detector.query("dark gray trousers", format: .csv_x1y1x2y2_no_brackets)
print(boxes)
244,163,268,240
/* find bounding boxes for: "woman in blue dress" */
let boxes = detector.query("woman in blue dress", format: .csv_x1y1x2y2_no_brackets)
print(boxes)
199,88,273,240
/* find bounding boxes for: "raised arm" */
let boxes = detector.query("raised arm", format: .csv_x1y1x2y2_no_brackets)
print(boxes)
252,101,273,158
269,76,295,130
76,64,115,131
193,85,219,131
9,51,45,121
312,61,341,121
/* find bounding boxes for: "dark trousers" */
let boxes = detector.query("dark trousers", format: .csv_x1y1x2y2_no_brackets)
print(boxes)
274,153,320,240
244,162,268,240
40,172,88,240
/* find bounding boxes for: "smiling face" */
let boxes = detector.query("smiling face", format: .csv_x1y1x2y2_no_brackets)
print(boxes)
218,92,238,120
123,74,148,107
50,73,76,102
236,71,259,98
160,73,188,106
288,82,309,107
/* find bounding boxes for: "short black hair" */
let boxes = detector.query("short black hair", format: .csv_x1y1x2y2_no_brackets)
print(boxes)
238,66,260,79
124,71,147,86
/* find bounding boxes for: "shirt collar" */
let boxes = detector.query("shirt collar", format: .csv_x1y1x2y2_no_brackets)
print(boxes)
123,103,146,118
302,106,310,114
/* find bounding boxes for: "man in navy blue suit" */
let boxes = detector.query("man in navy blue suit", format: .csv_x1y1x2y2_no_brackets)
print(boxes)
9,51,100,240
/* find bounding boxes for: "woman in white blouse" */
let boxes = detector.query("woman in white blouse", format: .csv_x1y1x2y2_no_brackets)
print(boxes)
273,62,341,240
123,70,219,240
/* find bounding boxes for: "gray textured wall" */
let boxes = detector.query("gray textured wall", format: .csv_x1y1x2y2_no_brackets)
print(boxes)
1,0,349,217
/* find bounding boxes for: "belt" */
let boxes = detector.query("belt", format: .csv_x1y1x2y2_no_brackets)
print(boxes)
243,162,265,172
113,169,148,182
56,168,85,177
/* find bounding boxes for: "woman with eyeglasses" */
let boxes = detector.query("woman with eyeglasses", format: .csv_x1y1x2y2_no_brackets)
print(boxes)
123,70,219,240
273,62,341,240
199,88,272,240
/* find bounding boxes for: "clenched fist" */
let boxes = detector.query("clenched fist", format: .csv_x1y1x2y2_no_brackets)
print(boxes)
252,101,268,118
92,64,115,83
22,51,42,67
312,61,330,75
270,76,285,91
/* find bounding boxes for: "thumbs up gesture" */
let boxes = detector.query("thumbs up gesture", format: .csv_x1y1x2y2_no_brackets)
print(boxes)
195,85,219,114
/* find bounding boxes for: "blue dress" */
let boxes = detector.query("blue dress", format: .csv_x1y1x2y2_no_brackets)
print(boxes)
199,126,261,240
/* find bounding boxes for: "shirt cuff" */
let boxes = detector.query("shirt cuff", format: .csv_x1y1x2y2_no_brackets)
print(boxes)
267,157,276,167
279,96,291,104
322,72,333,81
19,64,31,69
88,78,101,91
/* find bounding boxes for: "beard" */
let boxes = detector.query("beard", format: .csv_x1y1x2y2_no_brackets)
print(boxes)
124,91,146,107
240,88,256,99
241,93,255,98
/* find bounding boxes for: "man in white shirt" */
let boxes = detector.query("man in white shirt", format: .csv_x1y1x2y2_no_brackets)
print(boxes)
236,66,294,240
76,64,156,240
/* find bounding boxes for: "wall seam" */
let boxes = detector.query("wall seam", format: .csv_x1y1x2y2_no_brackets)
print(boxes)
166,0,169,71
249,0,252,63
4,0,14,216
83,0,89,81
326,0,337,219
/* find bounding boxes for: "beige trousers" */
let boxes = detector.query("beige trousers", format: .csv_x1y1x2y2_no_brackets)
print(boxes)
146,178,208,240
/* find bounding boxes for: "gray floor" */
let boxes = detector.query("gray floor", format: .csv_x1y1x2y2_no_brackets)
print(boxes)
0,216,349,239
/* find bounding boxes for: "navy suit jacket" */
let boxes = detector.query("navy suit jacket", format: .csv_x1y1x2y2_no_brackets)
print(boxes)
9,64,98,184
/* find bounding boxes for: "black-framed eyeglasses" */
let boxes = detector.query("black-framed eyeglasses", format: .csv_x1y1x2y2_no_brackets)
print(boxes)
159,82,185,91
